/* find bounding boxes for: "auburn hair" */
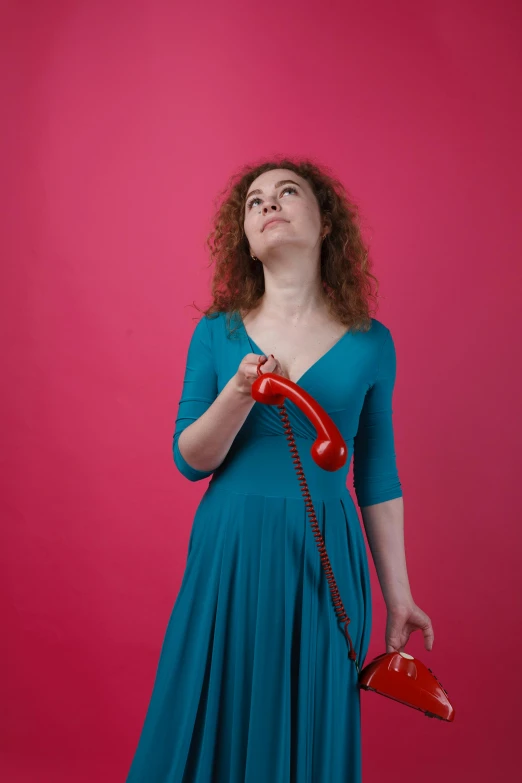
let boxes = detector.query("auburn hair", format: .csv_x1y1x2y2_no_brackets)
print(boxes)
192,156,381,337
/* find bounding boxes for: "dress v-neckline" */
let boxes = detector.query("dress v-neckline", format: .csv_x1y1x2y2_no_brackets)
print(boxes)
237,312,351,386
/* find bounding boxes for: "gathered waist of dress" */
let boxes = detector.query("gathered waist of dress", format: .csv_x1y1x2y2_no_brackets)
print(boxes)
208,434,352,501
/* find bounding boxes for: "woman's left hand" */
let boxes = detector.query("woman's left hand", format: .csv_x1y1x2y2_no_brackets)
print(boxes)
385,601,434,654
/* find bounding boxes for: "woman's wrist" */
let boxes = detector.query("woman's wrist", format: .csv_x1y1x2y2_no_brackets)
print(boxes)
227,374,257,406
385,590,414,612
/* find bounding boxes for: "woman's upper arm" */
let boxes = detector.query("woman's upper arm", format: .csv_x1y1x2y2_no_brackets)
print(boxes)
173,316,218,481
352,329,403,508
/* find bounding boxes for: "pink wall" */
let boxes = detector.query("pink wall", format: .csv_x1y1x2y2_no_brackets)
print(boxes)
2,0,521,780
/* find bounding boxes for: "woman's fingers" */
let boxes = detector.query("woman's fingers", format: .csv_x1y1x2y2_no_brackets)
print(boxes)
249,353,288,379
261,355,278,372
259,355,288,378
236,353,286,395
276,361,289,378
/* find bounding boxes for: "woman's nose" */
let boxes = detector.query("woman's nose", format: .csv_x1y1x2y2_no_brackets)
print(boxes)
263,202,280,213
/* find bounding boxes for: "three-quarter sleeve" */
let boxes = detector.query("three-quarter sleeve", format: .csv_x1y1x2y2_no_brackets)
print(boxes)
173,316,218,482
352,329,403,508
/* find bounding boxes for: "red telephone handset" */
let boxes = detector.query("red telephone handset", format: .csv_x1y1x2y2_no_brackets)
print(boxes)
251,363,455,722
250,371,347,472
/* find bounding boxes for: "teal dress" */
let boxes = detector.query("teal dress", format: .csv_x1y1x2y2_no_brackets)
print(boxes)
125,310,402,783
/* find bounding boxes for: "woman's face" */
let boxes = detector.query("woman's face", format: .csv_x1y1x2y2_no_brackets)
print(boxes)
243,168,326,260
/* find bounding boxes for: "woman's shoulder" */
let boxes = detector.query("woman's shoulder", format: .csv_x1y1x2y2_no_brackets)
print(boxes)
191,310,227,329
199,310,233,331
350,319,397,371
354,316,392,343
367,316,388,332
193,310,242,343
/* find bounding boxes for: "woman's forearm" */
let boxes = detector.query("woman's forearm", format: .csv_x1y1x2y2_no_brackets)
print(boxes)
177,376,256,473
360,496,413,609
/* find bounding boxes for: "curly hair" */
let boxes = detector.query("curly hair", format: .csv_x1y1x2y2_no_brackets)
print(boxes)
192,156,381,337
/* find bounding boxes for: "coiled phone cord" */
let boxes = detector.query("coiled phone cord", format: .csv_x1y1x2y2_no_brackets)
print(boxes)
256,358,360,675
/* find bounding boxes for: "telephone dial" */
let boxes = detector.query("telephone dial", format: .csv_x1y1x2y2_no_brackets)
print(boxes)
251,361,455,723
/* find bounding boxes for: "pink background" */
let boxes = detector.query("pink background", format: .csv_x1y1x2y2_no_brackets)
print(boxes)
2,0,521,781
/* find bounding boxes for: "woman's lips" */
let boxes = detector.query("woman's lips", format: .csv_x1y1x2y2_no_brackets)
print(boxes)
264,219,287,230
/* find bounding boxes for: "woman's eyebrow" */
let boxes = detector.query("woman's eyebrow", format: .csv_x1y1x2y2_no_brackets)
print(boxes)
245,179,301,200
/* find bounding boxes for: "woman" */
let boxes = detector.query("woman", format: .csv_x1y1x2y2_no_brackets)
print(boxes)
126,158,434,782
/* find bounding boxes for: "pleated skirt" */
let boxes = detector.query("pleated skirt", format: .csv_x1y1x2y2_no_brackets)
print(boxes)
125,481,372,782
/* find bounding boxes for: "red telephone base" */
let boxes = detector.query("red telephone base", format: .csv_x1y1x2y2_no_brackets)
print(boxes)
358,651,455,722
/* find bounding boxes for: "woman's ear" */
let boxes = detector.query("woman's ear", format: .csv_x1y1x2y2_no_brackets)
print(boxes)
321,219,332,239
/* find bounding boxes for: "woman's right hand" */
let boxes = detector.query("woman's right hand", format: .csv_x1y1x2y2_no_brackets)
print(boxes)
233,353,287,397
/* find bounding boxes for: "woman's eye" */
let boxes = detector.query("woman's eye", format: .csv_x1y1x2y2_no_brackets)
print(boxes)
247,185,298,210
